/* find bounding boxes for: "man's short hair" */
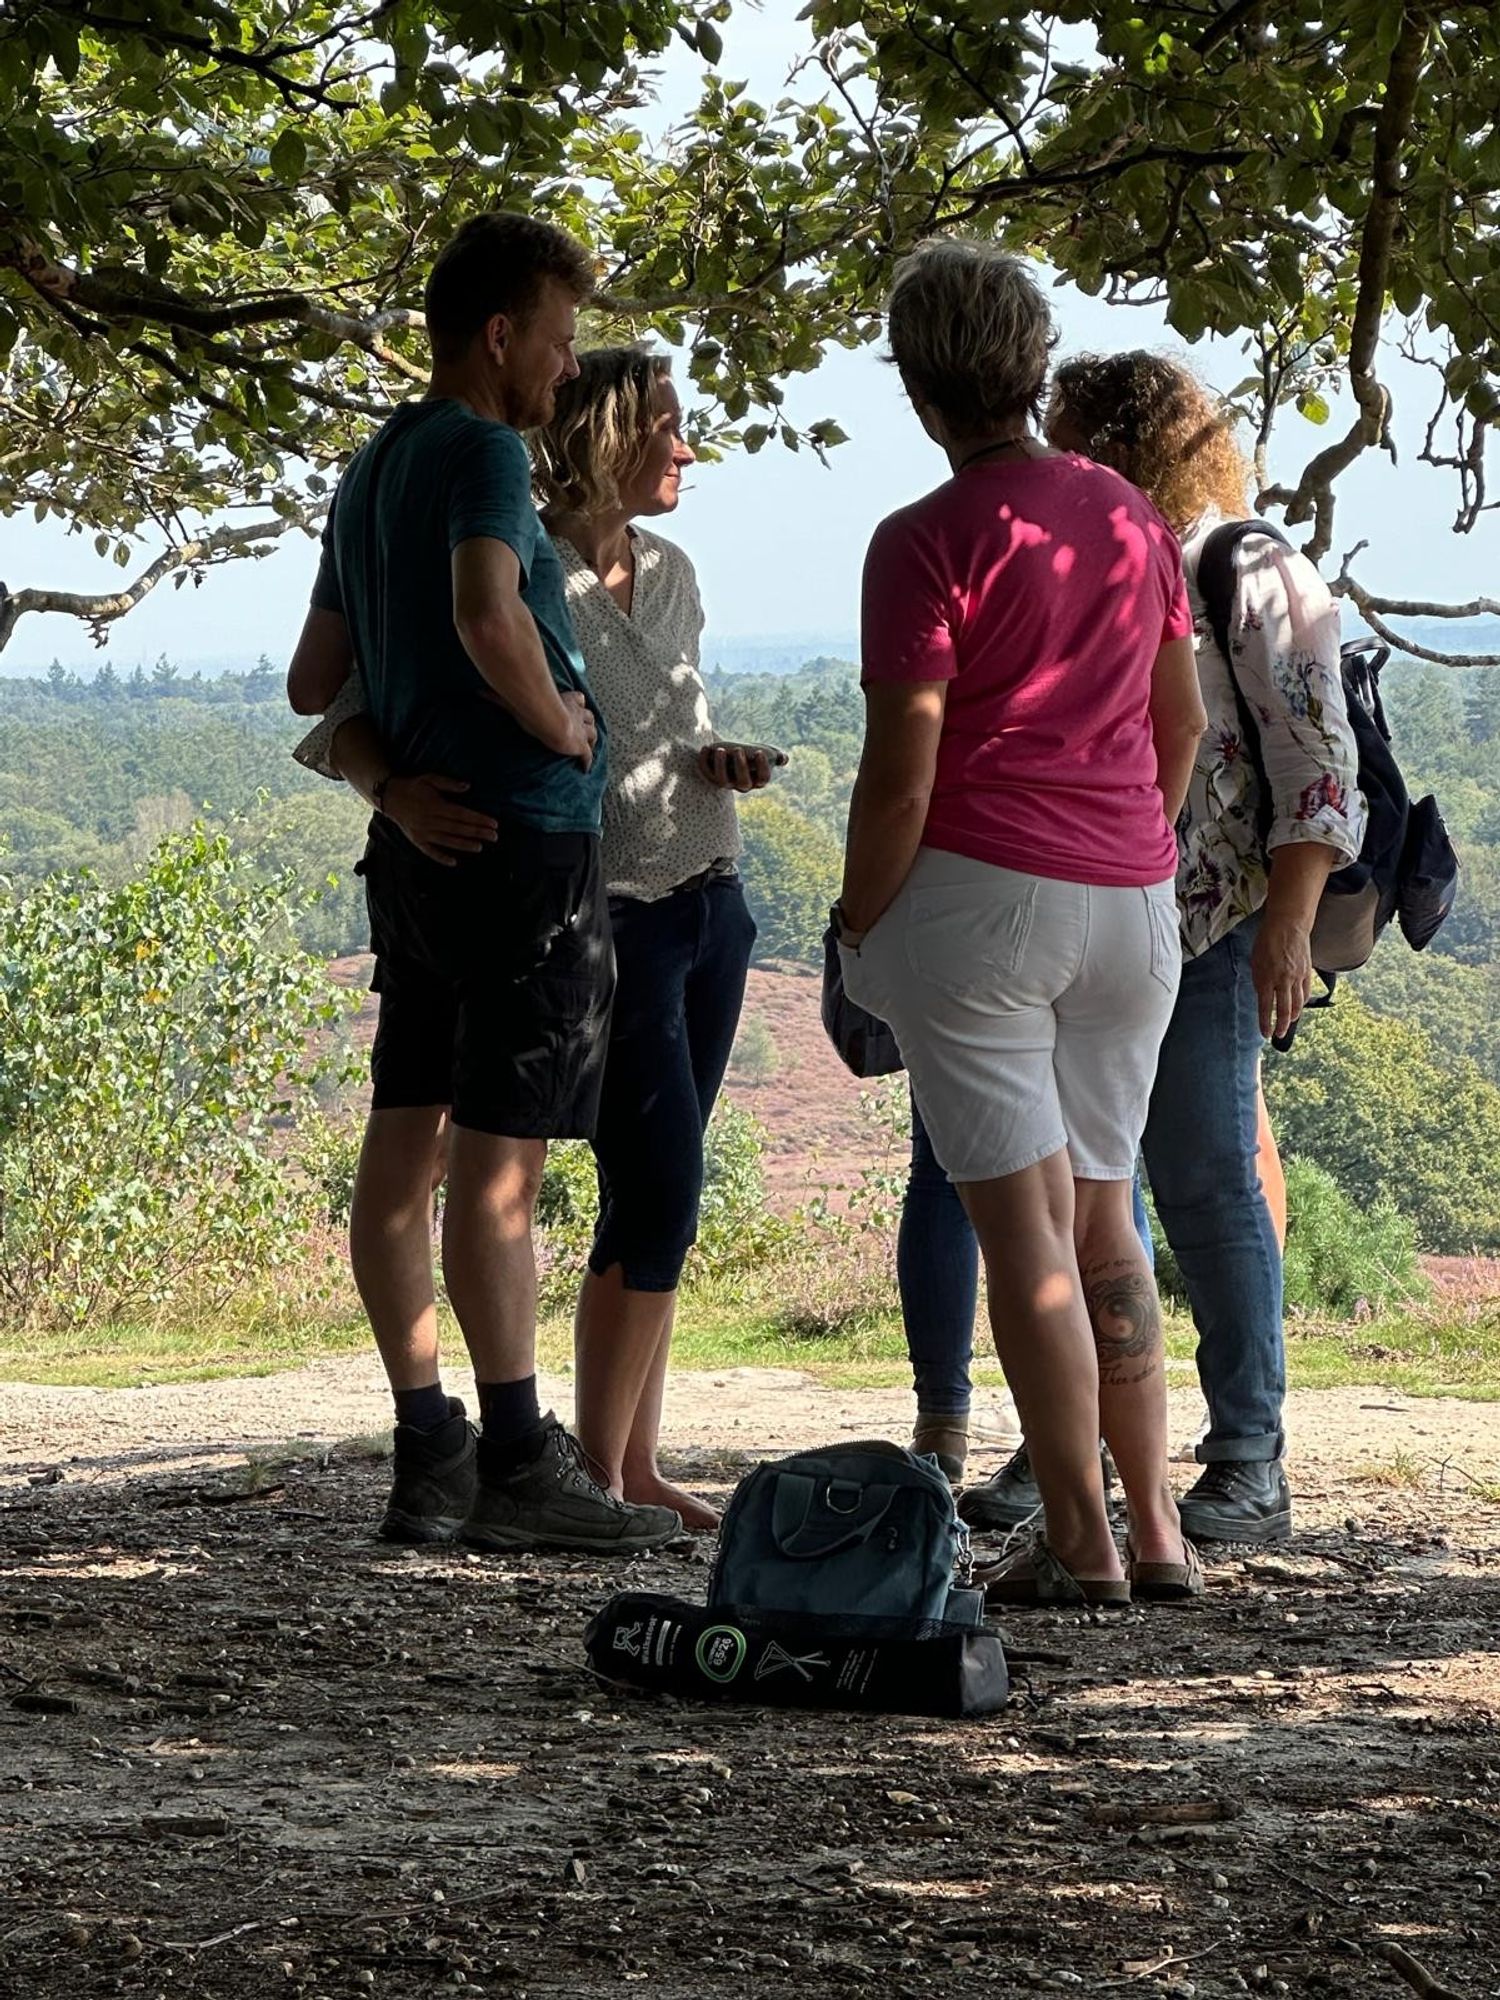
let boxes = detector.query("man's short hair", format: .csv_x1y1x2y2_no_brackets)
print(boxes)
886,239,1057,438
424,211,595,363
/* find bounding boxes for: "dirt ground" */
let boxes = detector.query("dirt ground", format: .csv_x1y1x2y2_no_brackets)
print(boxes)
2,1365,1498,2000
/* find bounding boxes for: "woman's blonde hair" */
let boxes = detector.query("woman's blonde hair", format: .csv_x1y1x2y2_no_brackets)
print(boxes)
887,239,1057,436
1049,351,1250,529
533,345,673,516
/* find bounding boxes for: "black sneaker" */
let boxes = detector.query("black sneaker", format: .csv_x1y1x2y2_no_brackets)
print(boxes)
1177,1459,1292,1544
379,1401,478,1544
957,1441,1115,1531
463,1415,681,1555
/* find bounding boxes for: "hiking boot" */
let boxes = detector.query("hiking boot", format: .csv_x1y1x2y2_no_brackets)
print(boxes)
912,1414,969,1483
1177,1459,1292,1544
379,1401,478,1544
957,1441,1115,1532
463,1415,682,1555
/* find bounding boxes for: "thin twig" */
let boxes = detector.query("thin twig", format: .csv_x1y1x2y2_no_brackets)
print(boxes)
1380,1941,1471,2000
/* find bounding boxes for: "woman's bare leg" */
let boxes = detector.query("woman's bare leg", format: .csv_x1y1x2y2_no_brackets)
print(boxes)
1073,1177,1184,1567
620,1303,720,1530
958,1149,1121,1582
1255,1074,1287,1251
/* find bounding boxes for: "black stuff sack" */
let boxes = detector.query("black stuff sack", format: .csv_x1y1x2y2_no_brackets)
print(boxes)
584,1592,1008,1718
820,917,904,1078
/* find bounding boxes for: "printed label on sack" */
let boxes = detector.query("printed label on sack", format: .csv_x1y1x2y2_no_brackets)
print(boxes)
694,1624,748,1684
754,1643,831,1685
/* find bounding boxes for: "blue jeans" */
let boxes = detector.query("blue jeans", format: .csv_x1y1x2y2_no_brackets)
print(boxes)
589,875,755,1291
1141,914,1285,1462
898,1095,1154,1417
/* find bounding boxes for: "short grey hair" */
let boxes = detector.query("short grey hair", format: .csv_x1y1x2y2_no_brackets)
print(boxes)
887,240,1057,436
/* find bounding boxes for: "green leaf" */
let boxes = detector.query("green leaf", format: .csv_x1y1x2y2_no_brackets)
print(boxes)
269,130,308,182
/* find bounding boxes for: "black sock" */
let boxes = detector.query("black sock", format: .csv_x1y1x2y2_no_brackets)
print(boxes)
393,1382,452,1432
476,1375,543,1456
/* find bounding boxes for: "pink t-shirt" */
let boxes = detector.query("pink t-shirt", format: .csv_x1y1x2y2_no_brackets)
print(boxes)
861,453,1193,888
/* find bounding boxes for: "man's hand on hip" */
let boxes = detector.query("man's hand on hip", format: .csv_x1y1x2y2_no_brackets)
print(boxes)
382,775,500,866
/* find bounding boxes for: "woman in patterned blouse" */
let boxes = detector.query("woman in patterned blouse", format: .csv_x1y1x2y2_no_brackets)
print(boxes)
1040,352,1365,1544
533,349,769,1532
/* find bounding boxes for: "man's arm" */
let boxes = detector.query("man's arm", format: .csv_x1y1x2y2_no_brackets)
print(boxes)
838,680,946,938
287,607,355,716
327,713,500,867
452,538,595,767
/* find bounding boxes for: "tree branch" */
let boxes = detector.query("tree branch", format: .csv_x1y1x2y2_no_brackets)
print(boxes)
0,522,294,655
4,228,429,382
1280,6,1428,560
47,3,361,109
1196,1,1268,56
1334,543,1500,667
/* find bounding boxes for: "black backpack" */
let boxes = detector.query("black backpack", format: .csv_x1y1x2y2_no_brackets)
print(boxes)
1196,521,1458,1007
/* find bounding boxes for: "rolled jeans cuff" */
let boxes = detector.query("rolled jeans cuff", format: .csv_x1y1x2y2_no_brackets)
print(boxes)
1196,1431,1285,1465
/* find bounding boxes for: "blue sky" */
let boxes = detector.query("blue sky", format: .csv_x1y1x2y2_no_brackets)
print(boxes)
3,2,1496,673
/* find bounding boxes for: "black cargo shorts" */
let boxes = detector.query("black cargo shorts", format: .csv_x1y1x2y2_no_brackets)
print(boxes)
360,814,614,1139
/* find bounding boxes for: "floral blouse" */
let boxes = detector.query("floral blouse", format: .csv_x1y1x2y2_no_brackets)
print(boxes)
1175,510,1366,959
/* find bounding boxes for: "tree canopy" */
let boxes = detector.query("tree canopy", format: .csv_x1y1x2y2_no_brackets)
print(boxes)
2,1,1498,656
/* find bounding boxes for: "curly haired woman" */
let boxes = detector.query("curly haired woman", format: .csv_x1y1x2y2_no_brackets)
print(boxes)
1036,351,1363,1542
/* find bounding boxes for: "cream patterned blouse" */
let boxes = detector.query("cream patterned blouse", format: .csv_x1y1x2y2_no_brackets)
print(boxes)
293,525,740,903
1175,511,1366,959
556,527,740,902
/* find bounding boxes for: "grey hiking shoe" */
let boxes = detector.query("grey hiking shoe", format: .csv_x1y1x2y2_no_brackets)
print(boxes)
379,1401,478,1544
1177,1459,1292,1544
463,1415,681,1555
957,1441,1116,1532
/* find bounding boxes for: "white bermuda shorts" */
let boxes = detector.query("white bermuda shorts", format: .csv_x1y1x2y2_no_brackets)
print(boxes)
842,847,1181,1184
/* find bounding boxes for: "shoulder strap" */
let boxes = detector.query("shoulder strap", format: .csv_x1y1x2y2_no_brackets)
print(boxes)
1195,518,1291,668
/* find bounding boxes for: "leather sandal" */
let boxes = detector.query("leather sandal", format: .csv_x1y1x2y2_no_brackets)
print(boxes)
975,1533,1131,1610
1125,1536,1205,1603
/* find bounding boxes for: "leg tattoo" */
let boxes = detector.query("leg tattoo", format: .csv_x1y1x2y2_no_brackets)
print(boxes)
1082,1259,1163,1388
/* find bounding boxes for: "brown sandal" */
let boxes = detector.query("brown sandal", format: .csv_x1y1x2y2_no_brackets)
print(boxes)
1125,1536,1205,1603
975,1534,1131,1610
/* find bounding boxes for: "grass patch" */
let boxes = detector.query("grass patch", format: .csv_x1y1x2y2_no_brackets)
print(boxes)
1351,1448,1428,1490
4,1283,1498,1402
0,1301,370,1389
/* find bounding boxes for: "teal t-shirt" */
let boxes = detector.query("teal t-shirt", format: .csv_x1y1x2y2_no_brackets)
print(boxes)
311,399,606,833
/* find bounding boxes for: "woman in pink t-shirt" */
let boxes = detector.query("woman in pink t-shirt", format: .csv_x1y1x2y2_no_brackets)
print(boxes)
835,241,1208,1609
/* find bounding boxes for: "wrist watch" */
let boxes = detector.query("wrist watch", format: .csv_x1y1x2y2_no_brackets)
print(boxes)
831,901,867,950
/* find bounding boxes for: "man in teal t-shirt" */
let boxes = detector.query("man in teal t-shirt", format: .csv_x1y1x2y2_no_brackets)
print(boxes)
309,398,606,831
285,211,679,1559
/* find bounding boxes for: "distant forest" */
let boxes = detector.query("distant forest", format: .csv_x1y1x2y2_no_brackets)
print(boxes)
3,645,1498,1097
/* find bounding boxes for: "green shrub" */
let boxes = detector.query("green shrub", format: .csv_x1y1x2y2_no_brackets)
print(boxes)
296,1112,364,1228
729,1014,780,1082
0,827,354,1327
1279,1156,1426,1316
1264,991,1500,1252
1147,1156,1426,1320
535,1100,788,1310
